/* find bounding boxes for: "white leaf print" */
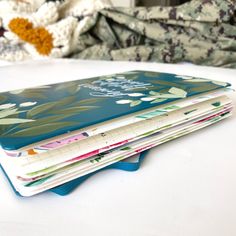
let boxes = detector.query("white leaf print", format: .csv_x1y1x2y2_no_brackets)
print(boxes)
128,93,144,97
116,100,132,104
175,75,193,80
150,98,167,104
0,118,35,125
0,103,16,110
116,76,125,79
141,97,156,102
130,101,142,107
169,87,187,98
176,75,228,86
211,80,228,87
0,108,18,119
9,89,25,94
184,79,209,82
20,102,37,107
149,91,161,96
105,78,115,82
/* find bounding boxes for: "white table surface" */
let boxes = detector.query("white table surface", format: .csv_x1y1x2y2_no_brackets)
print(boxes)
0,59,235,236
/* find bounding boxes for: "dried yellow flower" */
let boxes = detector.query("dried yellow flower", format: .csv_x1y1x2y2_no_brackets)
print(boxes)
9,18,53,55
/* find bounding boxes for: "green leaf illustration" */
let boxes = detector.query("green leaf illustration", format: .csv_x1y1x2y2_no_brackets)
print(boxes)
27,165,59,177
189,84,219,93
125,74,139,80
16,113,78,129
18,90,47,99
74,98,105,105
27,102,57,118
163,105,180,110
211,80,228,87
184,109,198,115
120,146,132,151
130,101,142,107
127,87,148,92
212,102,221,107
7,121,76,137
140,130,155,137
169,87,187,98
151,98,167,104
0,95,7,103
0,108,18,119
55,83,70,91
55,81,79,93
25,175,54,187
90,157,102,163
50,106,99,115
182,79,209,82
150,79,179,87
144,72,160,78
42,96,78,114
56,95,77,107
0,118,34,125
149,91,161,96
220,112,231,117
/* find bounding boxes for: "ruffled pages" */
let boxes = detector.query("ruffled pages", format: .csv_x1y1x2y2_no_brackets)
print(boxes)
0,70,233,196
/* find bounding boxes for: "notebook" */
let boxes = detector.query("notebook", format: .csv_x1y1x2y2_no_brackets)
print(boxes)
0,70,233,196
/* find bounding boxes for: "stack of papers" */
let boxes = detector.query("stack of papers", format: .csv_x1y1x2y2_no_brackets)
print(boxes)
0,71,233,196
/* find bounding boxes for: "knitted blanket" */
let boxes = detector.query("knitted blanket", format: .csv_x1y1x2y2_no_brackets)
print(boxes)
0,0,236,68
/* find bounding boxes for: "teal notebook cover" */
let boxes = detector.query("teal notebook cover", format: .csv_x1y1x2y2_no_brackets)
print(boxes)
0,71,230,150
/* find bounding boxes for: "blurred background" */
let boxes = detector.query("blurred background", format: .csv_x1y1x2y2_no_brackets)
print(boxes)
136,0,189,6
111,0,190,7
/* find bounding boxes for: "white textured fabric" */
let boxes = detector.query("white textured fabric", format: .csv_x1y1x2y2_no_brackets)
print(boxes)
0,0,112,61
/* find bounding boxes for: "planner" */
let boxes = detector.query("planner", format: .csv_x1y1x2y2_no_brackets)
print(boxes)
0,70,233,196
